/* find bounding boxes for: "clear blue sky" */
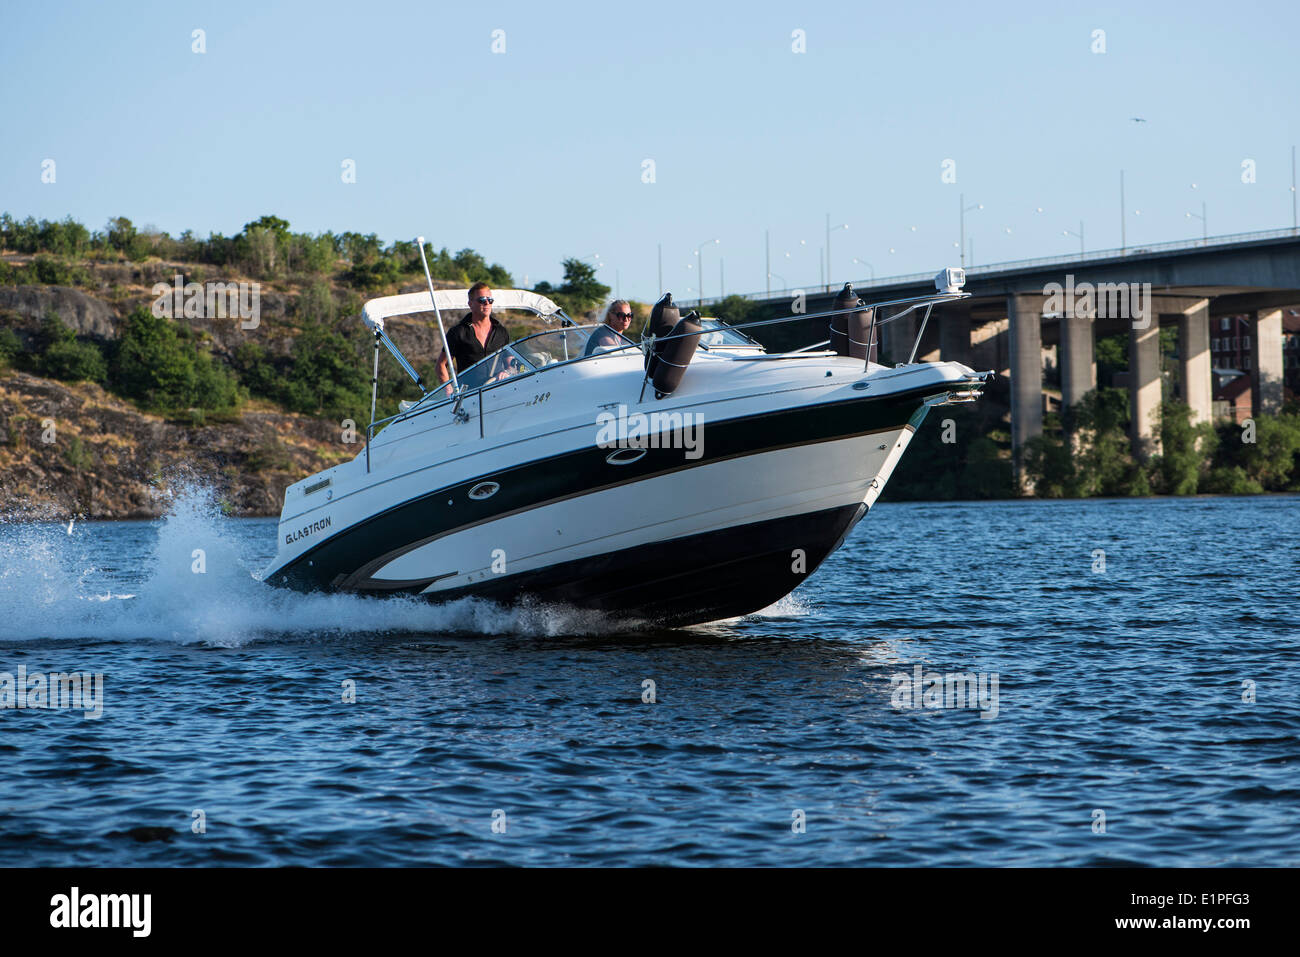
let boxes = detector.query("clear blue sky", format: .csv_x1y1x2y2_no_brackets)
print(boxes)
2,0,1297,302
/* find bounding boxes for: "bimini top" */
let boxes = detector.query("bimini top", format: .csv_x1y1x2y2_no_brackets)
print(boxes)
361,288,562,332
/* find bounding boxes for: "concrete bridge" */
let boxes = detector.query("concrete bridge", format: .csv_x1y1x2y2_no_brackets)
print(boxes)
702,228,1300,470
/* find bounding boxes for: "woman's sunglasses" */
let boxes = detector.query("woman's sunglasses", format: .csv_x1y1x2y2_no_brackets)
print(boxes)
613,311,633,319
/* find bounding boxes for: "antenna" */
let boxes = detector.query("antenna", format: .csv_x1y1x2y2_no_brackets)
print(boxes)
416,235,461,397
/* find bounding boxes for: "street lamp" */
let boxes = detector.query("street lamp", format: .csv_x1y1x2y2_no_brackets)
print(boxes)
826,215,848,290
1186,202,1207,242
851,257,875,280
694,238,719,302
1063,221,1084,255
767,271,786,288
959,194,982,267
780,241,809,287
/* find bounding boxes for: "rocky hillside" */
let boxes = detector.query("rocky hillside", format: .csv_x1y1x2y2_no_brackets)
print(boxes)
0,217,624,519
0,371,353,520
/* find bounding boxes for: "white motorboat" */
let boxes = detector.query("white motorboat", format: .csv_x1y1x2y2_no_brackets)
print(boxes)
262,247,989,627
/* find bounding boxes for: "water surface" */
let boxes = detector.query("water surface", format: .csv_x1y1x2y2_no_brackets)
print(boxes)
1,492,1296,866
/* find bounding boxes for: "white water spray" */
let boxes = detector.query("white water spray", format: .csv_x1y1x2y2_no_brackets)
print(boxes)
0,486,633,645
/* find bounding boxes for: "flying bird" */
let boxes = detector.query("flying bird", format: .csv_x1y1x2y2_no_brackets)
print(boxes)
1130,117,1147,123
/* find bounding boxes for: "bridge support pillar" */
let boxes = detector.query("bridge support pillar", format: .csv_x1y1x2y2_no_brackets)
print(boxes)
940,303,972,366
1008,294,1045,485
1251,308,1285,415
1129,313,1162,460
886,313,917,365
1059,312,1096,411
1177,300,1212,426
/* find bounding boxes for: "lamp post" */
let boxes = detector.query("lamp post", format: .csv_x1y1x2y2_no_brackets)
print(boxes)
1119,170,1126,252
1186,203,1207,242
768,270,786,289
826,215,848,290
851,257,875,280
959,194,982,268
765,229,770,295
1291,145,1296,231
779,241,808,289
694,238,719,303
1063,221,1084,255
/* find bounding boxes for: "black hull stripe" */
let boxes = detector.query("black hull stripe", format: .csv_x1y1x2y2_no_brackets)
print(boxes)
430,503,868,627
268,385,936,593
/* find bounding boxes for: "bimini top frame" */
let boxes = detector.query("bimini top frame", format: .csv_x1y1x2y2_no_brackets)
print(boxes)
358,237,572,455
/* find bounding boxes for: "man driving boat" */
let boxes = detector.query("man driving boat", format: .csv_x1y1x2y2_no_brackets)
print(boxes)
436,282,513,391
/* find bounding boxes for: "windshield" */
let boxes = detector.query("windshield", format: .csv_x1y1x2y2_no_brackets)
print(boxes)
435,324,637,400
513,325,637,367
455,345,532,390
699,318,762,348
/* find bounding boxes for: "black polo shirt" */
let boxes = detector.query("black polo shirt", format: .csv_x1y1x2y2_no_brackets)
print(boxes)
445,313,510,372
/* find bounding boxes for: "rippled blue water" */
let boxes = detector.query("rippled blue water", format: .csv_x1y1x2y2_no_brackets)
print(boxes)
1,491,1297,866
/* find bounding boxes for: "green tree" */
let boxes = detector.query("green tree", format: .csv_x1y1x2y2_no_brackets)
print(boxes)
963,436,1014,497
344,258,400,290
1200,465,1264,495
41,340,108,383
339,232,383,265
1233,413,1300,490
1022,431,1079,497
1094,332,1128,385
0,327,20,368
295,281,337,324
553,258,610,315
104,216,150,260
231,341,284,403
1070,387,1145,496
32,255,84,285
285,319,369,419
710,295,755,326
292,233,338,275
1150,400,1213,495
111,306,238,412
36,311,76,351
244,215,291,239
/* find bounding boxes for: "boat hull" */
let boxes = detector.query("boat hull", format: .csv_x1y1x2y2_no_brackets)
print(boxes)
431,501,868,627
265,394,927,626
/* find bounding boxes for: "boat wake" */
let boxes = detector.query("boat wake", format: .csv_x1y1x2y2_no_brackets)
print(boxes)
0,487,644,646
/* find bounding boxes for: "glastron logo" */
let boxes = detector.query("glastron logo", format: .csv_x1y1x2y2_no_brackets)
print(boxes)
50,887,151,937
285,516,332,545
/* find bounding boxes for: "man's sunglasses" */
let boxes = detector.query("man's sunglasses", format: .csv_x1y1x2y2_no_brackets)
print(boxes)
474,296,494,304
